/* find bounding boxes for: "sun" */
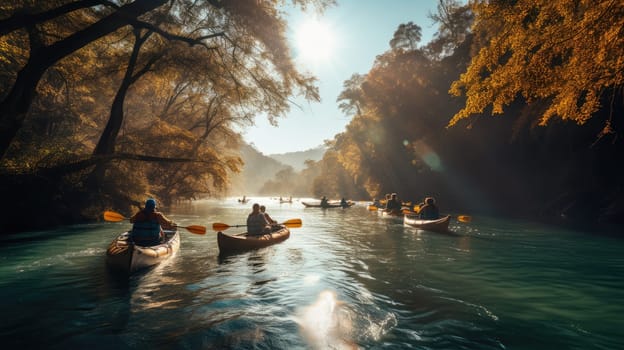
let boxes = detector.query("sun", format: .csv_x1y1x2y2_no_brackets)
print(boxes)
294,18,336,64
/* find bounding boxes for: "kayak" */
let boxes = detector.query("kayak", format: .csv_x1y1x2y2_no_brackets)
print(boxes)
217,225,290,254
302,201,354,208
403,215,451,232
378,208,404,217
106,229,180,273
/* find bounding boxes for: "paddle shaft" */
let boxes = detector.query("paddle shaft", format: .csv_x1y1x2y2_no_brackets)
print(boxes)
103,211,206,234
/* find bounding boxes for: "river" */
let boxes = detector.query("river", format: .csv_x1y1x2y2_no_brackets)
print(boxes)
1,198,622,349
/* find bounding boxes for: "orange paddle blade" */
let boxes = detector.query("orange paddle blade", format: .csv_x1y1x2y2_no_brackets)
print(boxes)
413,205,421,214
367,205,378,211
104,210,126,222
457,215,472,223
183,225,207,235
282,218,302,228
212,223,231,231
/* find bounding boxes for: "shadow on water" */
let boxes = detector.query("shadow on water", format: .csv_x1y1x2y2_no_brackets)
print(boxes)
0,223,109,244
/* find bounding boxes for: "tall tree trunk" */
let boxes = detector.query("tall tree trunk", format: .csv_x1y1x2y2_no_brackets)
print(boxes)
93,29,152,156
89,29,155,190
0,0,166,160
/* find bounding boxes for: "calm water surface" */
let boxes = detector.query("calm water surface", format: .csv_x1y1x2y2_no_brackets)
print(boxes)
1,198,622,349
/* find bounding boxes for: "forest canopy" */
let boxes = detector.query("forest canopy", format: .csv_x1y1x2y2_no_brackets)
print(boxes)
1,0,623,232
309,0,623,227
0,0,333,232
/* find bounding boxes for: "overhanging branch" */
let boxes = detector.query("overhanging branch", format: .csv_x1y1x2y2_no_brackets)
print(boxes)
131,19,224,49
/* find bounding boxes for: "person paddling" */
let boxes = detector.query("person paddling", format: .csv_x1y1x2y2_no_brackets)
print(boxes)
247,203,272,236
260,205,277,225
385,193,402,214
130,198,175,246
419,197,440,220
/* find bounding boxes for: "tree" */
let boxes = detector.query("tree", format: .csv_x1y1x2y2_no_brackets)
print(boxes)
389,21,421,52
426,0,472,58
0,0,167,159
0,0,331,160
336,73,366,117
449,0,624,134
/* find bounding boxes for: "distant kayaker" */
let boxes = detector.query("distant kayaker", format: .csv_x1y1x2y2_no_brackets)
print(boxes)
320,196,329,208
130,198,175,246
247,203,271,235
340,198,349,208
419,197,440,220
385,193,402,213
260,205,277,225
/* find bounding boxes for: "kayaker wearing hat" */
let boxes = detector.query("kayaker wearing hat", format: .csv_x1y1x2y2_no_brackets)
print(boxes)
130,198,175,245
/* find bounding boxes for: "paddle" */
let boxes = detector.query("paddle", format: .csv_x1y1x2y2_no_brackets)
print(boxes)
103,210,207,235
457,215,472,223
368,205,378,211
212,218,303,231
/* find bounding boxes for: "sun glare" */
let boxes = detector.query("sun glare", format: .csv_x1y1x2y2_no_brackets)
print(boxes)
295,18,336,64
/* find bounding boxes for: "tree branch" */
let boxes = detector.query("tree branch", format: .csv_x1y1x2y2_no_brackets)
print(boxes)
0,0,119,37
131,19,224,49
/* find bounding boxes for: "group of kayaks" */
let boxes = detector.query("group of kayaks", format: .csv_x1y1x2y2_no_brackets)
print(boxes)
106,200,464,274
106,224,292,274
106,226,293,274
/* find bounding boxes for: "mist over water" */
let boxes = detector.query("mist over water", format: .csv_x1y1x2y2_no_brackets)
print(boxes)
1,198,622,349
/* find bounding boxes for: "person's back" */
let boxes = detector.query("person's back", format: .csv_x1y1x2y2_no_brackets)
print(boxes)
386,193,401,212
247,203,270,235
130,198,172,246
419,197,439,220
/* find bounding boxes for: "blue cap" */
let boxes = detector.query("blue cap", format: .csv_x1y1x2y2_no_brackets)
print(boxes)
145,198,156,211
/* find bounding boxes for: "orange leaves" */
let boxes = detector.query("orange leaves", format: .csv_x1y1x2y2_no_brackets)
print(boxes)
450,0,624,128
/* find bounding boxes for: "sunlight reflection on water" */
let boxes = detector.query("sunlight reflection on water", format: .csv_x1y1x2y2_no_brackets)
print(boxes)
295,290,357,350
1,198,623,349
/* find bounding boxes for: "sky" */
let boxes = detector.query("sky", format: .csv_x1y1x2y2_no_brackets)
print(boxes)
242,0,443,155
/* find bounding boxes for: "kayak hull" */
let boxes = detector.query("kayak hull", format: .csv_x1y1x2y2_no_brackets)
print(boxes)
302,201,354,208
378,208,404,217
106,229,180,274
403,215,451,232
217,225,290,254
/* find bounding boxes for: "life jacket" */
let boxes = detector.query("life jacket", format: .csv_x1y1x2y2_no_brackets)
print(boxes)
131,211,162,245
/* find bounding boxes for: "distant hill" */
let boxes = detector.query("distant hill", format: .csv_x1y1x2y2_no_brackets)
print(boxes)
229,143,289,195
268,146,326,171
